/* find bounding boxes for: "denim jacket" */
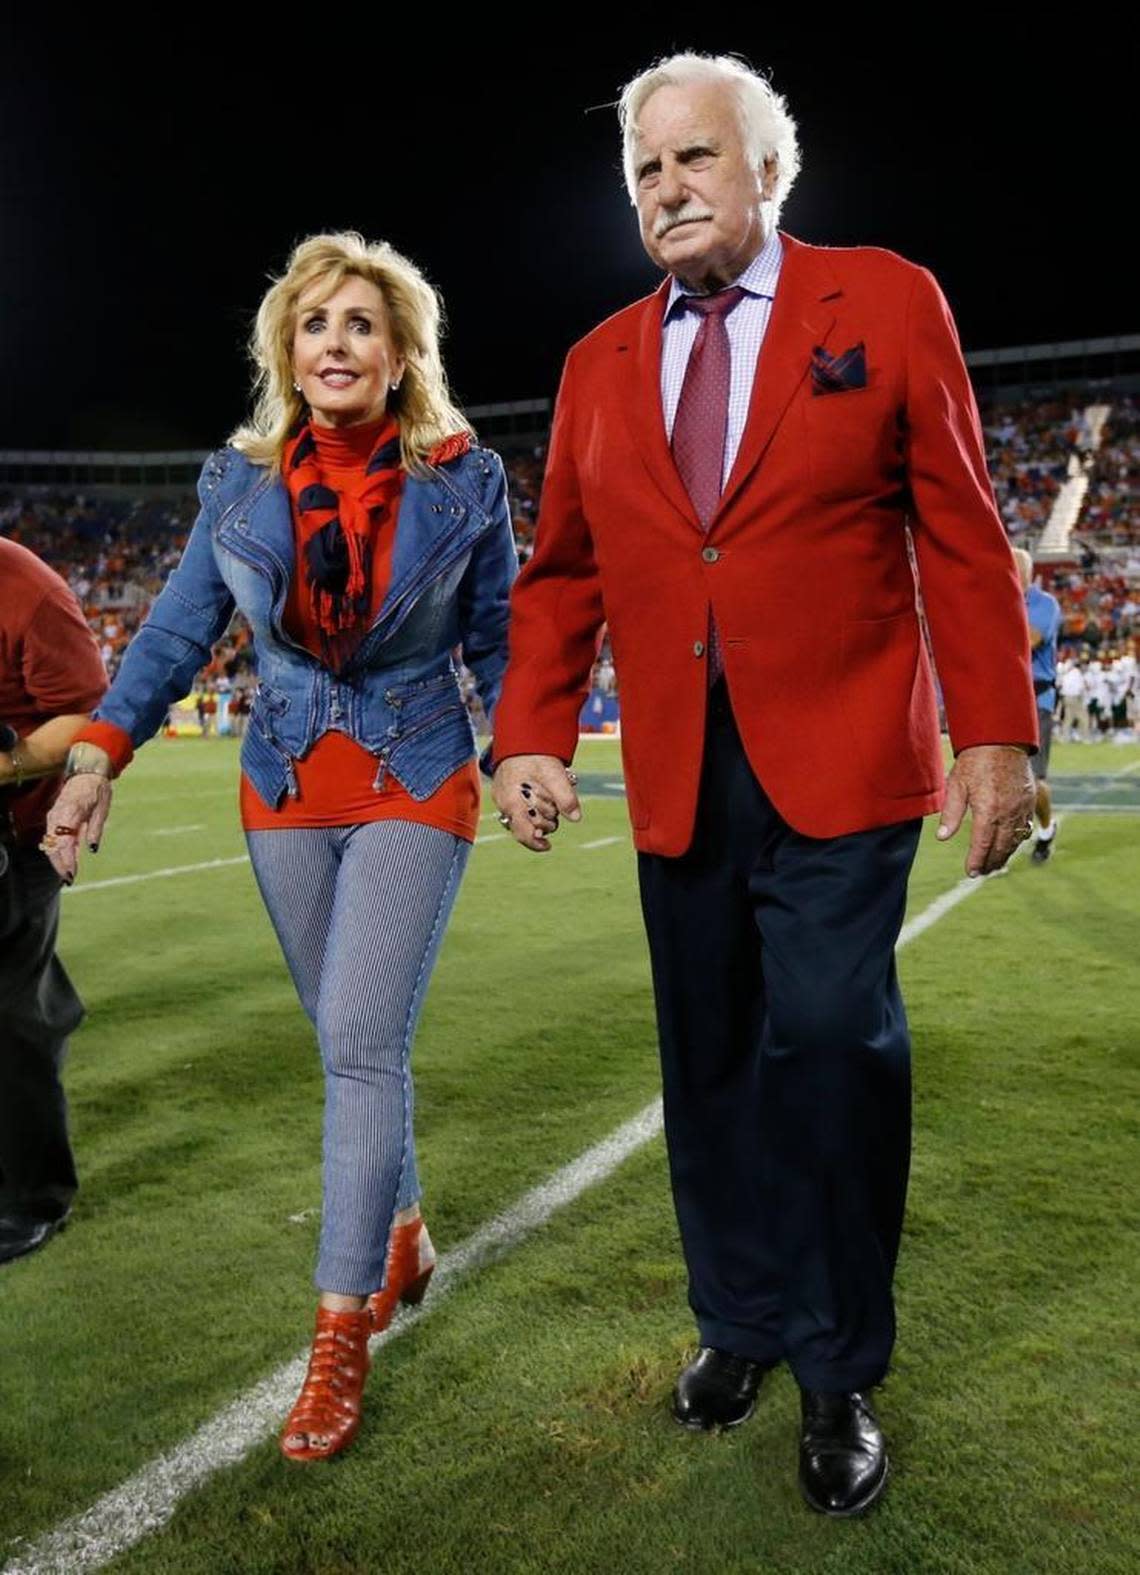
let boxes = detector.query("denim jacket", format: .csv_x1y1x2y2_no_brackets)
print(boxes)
93,441,518,807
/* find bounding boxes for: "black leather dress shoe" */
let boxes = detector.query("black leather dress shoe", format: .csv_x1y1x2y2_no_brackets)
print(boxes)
672,1346,765,1430
0,1212,69,1266
798,1389,888,1515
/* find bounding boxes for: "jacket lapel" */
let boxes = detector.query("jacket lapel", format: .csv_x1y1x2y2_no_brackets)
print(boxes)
243,479,296,573
714,232,840,523
616,277,701,528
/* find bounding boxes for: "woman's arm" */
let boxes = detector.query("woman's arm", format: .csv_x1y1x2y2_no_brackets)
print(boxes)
81,455,239,771
455,449,518,728
41,453,240,878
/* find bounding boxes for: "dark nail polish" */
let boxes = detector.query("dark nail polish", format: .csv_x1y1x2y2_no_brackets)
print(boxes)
527,808,537,818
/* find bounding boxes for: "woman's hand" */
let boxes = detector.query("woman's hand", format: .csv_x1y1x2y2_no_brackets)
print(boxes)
492,755,581,852
40,773,114,883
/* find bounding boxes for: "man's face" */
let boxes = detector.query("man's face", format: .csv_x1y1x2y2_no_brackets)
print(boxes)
632,82,776,291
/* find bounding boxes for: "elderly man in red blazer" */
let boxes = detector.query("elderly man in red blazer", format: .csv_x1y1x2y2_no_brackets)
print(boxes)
492,52,1037,1516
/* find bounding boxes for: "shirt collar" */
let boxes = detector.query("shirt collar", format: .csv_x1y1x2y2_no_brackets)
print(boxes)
664,225,784,321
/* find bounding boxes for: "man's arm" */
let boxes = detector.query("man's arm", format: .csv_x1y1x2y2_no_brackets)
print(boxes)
902,266,1037,875
0,715,97,785
491,351,606,851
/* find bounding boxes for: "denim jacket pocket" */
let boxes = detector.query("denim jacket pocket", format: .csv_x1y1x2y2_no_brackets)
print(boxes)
250,682,291,748
382,703,476,799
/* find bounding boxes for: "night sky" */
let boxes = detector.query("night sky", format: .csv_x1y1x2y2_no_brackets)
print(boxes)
0,14,1130,451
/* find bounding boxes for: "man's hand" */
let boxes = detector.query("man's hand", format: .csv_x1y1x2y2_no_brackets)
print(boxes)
937,744,1035,877
40,774,114,884
492,755,581,853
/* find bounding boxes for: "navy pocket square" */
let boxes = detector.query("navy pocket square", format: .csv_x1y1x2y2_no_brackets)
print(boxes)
811,342,867,394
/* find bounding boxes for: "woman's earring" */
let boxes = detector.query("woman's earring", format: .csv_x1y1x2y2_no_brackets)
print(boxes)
293,380,301,393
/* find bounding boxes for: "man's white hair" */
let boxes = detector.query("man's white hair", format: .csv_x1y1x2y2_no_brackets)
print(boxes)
618,53,801,227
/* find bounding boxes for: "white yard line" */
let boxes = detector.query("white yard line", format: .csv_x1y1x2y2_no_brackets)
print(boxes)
7,832,1039,1574
62,829,622,894
143,824,205,837
897,817,1061,947
580,836,625,850
64,856,251,895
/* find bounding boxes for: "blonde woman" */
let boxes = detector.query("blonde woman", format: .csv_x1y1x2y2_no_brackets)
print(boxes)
44,233,517,1460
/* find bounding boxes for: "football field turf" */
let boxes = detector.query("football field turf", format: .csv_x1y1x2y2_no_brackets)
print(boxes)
2,737,1138,1574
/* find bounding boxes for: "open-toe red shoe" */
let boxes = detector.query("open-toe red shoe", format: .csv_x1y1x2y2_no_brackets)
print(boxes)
281,1304,372,1462
367,1215,437,1335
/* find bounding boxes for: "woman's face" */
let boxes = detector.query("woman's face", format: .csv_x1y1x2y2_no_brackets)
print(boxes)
291,275,406,428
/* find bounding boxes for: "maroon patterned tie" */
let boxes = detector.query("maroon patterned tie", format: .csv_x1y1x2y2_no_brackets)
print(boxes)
671,286,745,685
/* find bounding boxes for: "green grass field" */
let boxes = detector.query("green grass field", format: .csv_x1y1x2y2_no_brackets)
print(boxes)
2,737,1138,1574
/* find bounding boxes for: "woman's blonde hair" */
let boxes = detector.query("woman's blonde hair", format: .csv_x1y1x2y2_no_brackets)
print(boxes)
229,232,473,474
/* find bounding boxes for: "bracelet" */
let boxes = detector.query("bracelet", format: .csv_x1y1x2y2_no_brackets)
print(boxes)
8,742,27,785
64,743,114,780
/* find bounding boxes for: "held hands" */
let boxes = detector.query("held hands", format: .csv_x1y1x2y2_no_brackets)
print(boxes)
937,744,1036,877
492,755,581,852
40,774,114,885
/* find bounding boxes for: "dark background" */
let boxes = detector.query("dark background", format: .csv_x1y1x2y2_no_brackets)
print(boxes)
0,13,1129,449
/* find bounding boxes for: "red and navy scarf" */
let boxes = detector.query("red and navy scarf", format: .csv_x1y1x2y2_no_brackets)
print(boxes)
282,419,473,663
283,414,404,657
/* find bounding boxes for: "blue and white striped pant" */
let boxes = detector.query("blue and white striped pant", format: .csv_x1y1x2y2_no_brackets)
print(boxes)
246,820,470,1295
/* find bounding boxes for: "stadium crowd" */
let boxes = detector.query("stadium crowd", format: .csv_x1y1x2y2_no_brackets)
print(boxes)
979,393,1095,537
1078,394,1140,547
1,397,1136,736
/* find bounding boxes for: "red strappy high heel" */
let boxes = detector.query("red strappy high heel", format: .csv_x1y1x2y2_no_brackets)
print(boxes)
280,1304,372,1462
366,1215,437,1334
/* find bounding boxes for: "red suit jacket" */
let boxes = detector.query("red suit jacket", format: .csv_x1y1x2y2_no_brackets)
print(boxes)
492,231,1038,855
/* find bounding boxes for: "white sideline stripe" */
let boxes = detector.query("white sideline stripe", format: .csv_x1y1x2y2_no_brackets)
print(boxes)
7,847,1032,1575
143,824,205,837
64,856,251,895
580,836,624,850
1,1103,665,1575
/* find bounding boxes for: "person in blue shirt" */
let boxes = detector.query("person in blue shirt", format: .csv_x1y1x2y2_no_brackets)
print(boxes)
1013,549,1062,861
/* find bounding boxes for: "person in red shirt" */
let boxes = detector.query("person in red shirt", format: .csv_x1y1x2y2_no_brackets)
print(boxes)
0,539,107,1264
43,233,515,1460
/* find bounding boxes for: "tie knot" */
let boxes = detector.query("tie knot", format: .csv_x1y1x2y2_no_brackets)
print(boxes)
682,285,746,320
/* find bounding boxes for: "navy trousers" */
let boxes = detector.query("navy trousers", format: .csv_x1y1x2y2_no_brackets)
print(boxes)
637,684,921,1392
0,845,83,1224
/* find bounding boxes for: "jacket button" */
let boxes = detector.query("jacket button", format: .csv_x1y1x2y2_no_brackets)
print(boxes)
693,640,705,658
701,547,720,563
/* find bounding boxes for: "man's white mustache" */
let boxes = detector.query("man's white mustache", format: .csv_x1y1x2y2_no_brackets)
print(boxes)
655,207,714,239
